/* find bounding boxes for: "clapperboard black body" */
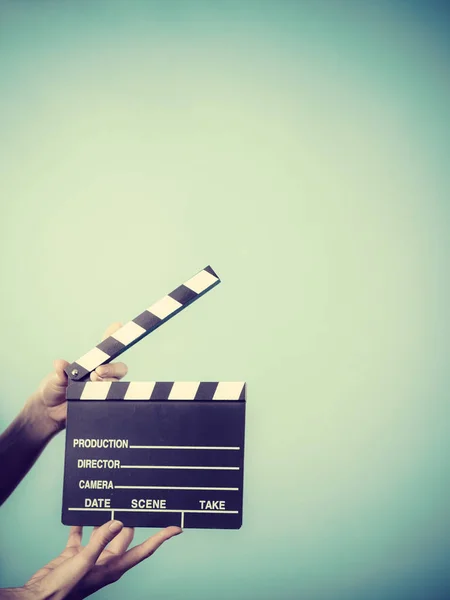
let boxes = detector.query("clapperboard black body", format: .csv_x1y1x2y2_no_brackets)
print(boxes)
62,266,246,530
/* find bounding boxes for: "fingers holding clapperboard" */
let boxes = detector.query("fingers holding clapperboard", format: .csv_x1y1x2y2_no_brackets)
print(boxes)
30,322,131,433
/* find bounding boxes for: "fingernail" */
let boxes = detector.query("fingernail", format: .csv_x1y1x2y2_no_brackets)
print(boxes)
167,527,183,537
109,520,123,533
97,366,110,377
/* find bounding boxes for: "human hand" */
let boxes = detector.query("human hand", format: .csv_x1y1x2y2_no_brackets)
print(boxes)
29,323,128,435
11,520,181,600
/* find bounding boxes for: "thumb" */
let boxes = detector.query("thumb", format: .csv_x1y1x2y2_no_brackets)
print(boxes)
53,359,70,385
40,359,69,394
38,359,70,409
82,520,124,563
43,521,123,598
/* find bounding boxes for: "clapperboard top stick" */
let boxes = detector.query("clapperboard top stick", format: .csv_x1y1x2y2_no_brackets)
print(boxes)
65,265,220,383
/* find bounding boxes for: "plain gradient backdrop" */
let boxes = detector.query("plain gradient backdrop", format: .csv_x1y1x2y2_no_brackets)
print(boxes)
1,1,450,599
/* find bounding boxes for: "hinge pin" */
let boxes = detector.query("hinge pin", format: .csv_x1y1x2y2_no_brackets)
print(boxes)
71,369,79,377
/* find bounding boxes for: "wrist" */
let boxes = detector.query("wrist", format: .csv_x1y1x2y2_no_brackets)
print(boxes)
0,587,32,600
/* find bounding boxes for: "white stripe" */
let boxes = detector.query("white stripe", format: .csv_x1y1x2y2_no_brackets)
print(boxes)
181,512,184,528
120,465,239,470
80,381,112,400
76,347,110,371
111,510,114,520
129,445,240,450
111,321,146,346
124,382,156,400
69,508,239,514
115,485,239,490
147,296,182,319
213,382,245,400
168,382,200,400
184,270,217,294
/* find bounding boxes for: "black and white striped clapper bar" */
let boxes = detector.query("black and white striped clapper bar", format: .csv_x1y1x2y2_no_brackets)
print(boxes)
62,266,246,530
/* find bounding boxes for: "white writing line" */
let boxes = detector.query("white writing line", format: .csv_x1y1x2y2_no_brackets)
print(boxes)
120,465,239,470
68,507,239,514
129,445,240,450
115,485,239,491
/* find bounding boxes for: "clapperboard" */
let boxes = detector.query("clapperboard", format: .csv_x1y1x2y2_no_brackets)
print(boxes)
62,266,246,530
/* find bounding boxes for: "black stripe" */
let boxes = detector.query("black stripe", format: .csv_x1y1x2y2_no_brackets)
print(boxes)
66,383,85,400
106,382,130,400
133,310,162,331
195,382,219,400
204,265,219,278
150,382,174,400
203,265,219,279
169,284,198,305
97,337,126,357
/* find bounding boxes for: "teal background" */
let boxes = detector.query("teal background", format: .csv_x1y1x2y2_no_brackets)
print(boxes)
1,1,450,598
